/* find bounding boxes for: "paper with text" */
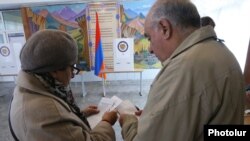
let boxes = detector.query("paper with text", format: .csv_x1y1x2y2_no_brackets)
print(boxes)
116,100,138,115
87,97,114,129
87,96,138,128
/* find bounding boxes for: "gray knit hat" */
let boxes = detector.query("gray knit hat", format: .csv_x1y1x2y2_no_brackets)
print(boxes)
20,29,78,73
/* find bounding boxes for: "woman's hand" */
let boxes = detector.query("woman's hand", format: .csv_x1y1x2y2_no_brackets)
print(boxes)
81,105,99,117
102,111,118,125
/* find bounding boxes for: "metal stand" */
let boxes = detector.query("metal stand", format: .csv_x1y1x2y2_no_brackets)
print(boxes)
81,73,87,97
101,69,143,96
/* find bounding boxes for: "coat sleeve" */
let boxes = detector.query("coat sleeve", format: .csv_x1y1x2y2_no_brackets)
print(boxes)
121,115,138,141
42,120,116,141
19,95,117,141
90,121,116,141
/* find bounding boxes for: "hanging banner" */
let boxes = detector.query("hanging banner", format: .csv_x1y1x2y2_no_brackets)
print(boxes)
87,2,120,69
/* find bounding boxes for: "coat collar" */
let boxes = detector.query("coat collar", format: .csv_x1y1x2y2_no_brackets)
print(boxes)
16,70,71,112
152,26,217,83
162,26,217,67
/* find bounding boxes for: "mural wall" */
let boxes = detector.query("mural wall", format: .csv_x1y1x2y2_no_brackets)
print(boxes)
120,0,161,69
21,4,90,71
21,0,160,71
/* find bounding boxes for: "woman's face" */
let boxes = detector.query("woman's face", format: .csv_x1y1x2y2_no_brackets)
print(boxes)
50,66,74,86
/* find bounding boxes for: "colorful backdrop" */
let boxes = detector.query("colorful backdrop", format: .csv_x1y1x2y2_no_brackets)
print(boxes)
120,0,161,69
21,4,90,71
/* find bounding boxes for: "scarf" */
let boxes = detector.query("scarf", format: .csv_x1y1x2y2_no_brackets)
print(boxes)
34,73,91,128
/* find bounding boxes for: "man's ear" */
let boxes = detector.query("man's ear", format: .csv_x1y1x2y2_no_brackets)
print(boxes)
159,19,171,39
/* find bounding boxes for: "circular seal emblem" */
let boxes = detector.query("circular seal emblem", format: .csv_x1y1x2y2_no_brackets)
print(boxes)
117,41,128,52
0,46,10,57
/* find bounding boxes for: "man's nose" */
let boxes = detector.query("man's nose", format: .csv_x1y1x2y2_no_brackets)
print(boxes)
148,47,154,54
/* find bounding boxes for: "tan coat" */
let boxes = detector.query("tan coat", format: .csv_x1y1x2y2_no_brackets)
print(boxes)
122,26,245,141
10,71,116,141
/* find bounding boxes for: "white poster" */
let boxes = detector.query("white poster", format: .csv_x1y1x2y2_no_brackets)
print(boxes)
87,2,120,69
113,38,134,71
0,43,18,75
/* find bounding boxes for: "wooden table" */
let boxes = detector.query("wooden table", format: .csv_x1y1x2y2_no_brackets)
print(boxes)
100,68,143,97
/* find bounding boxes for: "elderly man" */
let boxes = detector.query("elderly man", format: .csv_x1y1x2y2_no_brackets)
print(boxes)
119,0,245,141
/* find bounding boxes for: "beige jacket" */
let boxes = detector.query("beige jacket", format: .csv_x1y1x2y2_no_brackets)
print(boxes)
10,71,116,141
122,26,245,141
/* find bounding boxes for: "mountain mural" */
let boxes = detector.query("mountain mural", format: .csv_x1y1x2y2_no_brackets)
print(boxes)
33,6,87,29
26,5,90,70
127,16,145,35
69,8,86,22
122,8,146,35
139,13,145,19
38,9,49,17
50,13,79,28
44,12,60,29
52,6,77,22
124,8,138,19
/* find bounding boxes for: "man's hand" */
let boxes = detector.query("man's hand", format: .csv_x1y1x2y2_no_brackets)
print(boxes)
119,114,138,127
81,105,99,117
102,111,118,125
119,114,126,127
135,110,143,116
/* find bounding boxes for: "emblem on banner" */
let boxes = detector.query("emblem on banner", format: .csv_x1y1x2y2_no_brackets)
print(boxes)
0,46,10,57
117,41,128,52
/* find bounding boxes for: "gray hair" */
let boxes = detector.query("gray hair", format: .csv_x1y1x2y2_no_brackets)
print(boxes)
149,0,200,30
201,16,215,28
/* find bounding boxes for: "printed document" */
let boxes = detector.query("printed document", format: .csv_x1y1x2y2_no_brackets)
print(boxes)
87,96,138,128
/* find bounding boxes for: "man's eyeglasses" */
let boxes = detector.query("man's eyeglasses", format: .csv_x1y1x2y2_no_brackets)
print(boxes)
71,65,80,75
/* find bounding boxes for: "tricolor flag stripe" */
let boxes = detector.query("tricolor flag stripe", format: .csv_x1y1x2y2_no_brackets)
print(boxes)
94,12,106,79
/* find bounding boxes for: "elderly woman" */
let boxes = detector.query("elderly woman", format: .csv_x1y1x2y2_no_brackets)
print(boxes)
9,29,117,141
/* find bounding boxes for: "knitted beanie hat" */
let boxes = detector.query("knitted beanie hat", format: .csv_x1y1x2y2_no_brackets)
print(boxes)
20,29,78,73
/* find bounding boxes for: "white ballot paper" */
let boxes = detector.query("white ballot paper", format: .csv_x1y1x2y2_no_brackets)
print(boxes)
110,96,123,111
87,96,122,128
116,100,138,115
87,96,138,128
87,97,114,129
